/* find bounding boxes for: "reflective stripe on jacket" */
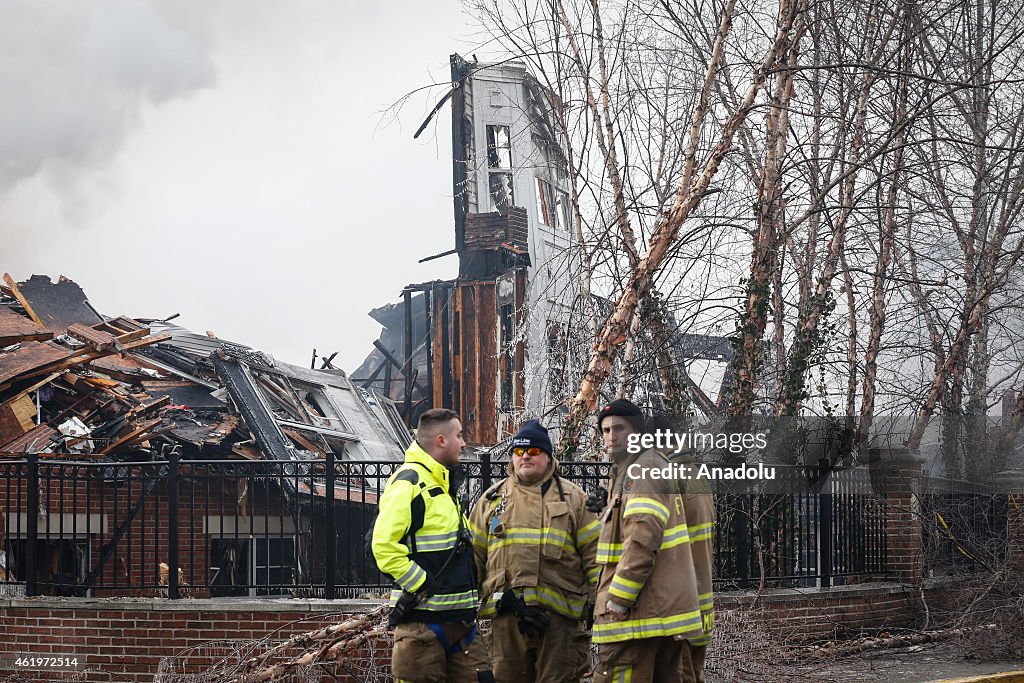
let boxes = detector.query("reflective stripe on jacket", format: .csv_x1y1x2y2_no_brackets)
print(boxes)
371,442,478,622
593,448,704,644
669,449,716,646
468,458,600,620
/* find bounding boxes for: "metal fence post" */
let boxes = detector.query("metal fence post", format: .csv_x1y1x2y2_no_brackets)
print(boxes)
167,449,180,599
325,449,337,600
819,460,833,588
735,496,750,589
480,451,492,491
25,453,38,597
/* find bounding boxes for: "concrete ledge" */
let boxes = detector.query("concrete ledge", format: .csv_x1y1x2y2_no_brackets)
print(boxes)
927,673,1024,683
716,580,918,605
0,596,384,612
3,579,946,611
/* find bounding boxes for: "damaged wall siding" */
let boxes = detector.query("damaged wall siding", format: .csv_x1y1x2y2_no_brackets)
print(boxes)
455,56,575,438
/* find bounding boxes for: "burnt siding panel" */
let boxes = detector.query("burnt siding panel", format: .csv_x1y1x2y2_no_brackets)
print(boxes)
452,281,500,446
464,208,530,252
514,269,528,414
478,284,498,445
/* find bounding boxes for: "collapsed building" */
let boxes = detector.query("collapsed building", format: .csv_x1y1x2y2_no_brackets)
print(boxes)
355,54,735,446
0,273,407,596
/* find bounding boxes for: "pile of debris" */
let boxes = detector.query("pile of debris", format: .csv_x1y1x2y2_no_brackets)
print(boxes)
0,273,409,465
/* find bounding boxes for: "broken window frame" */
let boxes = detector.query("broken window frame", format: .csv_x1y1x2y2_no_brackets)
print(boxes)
486,124,515,213
546,323,567,406
4,536,91,597
499,303,515,412
536,177,551,227
489,173,515,213
246,365,360,444
486,124,513,170
535,177,570,230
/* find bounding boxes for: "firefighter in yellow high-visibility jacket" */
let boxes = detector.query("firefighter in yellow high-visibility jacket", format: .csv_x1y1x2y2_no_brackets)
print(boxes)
469,419,601,682
372,408,494,683
591,400,705,683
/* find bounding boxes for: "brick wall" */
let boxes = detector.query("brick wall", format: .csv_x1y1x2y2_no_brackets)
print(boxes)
716,581,936,642
0,597,382,682
873,447,926,583
0,466,310,597
0,580,955,682
464,207,528,250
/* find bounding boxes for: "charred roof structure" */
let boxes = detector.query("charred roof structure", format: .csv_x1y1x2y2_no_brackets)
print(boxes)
0,273,408,463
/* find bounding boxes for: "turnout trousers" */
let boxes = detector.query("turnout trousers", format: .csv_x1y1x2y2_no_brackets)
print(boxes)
593,636,685,683
485,612,590,682
392,621,493,683
679,642,707,683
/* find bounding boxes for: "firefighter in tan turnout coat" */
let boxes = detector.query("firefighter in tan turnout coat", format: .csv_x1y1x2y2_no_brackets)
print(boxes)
648,415,716,683
469,419,601,682
591,400,706,683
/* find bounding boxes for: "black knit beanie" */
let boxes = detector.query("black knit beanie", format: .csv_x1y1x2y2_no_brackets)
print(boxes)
596,399,645,429
511,419,553,455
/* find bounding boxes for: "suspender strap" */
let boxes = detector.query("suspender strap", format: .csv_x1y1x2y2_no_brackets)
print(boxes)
426,623,478,654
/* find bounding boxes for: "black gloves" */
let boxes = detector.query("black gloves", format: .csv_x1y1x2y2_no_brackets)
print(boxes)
586,486,608,513
388,589,419,628
495,590,550,637
517,604,550,637
496,590,522,616
584,601,595,630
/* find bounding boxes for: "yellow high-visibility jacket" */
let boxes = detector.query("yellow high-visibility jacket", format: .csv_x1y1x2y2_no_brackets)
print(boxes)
593,448,704,644
468,459,600,620
371,442,478,623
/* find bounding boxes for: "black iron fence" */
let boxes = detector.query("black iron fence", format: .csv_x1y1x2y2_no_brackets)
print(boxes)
714,465,889,589
921,476,1009,575
0,455,895,598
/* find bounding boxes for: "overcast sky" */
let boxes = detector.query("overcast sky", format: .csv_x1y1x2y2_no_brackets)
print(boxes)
1,0,485,372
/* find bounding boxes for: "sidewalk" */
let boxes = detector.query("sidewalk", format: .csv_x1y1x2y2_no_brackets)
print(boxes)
794,642,1024,683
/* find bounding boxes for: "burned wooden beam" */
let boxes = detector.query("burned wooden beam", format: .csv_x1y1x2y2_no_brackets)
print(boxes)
371,340,429,395
67,323,118,352
0,306,53,346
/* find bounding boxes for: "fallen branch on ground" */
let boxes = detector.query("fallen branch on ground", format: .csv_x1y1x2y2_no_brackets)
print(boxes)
230,604,389,682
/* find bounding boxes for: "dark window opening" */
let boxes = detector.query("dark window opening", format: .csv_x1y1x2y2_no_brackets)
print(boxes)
500,304,515,412
5,538,89,596
210,537,296,597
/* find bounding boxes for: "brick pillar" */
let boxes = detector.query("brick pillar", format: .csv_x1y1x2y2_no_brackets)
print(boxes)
992,470,1024,570
870,447,925,584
